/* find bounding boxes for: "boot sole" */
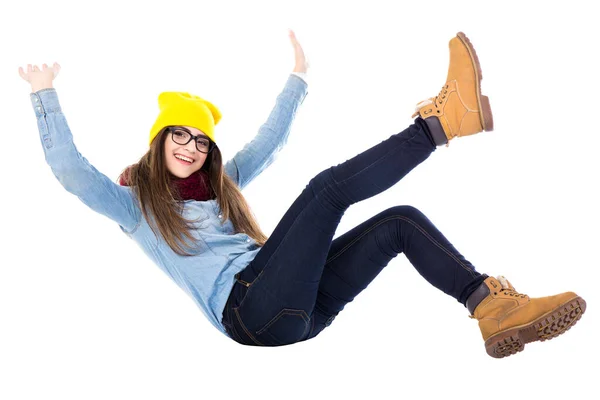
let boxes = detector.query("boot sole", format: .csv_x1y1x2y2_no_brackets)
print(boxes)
456,32,494,132
484,296,586,359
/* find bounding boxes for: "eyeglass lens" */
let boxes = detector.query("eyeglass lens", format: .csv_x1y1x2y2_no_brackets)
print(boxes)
171,129,211,153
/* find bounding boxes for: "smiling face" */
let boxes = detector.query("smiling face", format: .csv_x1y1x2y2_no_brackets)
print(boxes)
164,125,210,178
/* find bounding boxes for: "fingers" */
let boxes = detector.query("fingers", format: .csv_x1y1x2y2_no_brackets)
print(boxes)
18,62,61,81
18,66,27,81
18,65,34,82
288,29,300,45
287,29,309,73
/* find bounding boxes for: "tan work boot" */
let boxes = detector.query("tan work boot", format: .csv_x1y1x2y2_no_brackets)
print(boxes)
412,32,494,147
466,276,586,358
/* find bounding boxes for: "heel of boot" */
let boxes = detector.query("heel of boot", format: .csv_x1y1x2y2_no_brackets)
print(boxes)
485,331,525,358
480,95,494,132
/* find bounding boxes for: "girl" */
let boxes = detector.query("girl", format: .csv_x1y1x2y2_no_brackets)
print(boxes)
20,30,586,358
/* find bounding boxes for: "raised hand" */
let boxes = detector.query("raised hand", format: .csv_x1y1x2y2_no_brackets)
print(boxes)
18,62,61,92
288,29,309,73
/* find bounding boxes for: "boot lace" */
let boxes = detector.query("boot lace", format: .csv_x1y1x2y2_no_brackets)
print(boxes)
468,275,528,319
433,84,450,109
412,84,449,117
496,275,528,298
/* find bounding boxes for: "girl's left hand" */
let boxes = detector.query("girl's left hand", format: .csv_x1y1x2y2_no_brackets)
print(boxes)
289,29,309,73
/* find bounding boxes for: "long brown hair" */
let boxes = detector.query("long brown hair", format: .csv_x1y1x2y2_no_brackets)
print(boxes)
117,127,268,256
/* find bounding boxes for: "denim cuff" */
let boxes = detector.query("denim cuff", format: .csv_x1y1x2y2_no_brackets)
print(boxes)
30,87,61,117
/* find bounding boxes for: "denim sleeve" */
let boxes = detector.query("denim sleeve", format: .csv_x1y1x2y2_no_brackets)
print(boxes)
223,73,308,190
30,88,141,234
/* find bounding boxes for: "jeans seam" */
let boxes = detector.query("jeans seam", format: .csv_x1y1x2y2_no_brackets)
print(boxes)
324,214,477,278
307,314,315,339
256,308,310,335
228,319,244,344
333,128,420,185
226,306,245,344
233,306,264,346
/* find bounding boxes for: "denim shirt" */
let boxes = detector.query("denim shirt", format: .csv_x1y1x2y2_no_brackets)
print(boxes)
30,73,308,338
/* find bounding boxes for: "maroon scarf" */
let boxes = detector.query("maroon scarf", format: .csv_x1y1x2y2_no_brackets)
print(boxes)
118,166,215,201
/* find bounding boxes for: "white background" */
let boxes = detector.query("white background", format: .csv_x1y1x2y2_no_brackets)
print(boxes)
1,0,598,399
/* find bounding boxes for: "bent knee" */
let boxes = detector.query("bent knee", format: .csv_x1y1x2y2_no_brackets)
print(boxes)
382,205,425,220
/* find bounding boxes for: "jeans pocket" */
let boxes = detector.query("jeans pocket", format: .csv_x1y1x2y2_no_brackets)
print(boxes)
255,308,311,346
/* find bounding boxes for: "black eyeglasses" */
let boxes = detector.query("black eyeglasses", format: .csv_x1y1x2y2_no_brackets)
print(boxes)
166,126,216,154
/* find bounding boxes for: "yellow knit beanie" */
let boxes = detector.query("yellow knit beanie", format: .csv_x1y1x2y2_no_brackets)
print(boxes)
149,91,222,147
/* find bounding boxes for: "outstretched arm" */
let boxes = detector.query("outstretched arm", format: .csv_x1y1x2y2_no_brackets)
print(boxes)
20,63,141,234
223,29,310,190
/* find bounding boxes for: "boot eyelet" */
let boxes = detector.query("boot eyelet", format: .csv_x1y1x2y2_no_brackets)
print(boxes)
437,110,440,114
494,292,497,295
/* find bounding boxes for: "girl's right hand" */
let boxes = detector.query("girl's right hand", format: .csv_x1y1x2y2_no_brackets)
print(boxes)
18,62,61,92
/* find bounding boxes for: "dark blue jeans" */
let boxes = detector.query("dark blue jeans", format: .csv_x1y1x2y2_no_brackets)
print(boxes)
222,117,487,346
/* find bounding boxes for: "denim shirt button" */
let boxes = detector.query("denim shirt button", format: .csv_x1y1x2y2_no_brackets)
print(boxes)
33,97,39,102
36,106,42,112
218,214,222,219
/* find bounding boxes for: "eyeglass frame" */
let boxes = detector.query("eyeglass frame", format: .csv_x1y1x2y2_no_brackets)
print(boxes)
165,126,217,154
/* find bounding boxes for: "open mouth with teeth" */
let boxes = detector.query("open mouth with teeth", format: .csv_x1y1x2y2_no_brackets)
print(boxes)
174,154,194,165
